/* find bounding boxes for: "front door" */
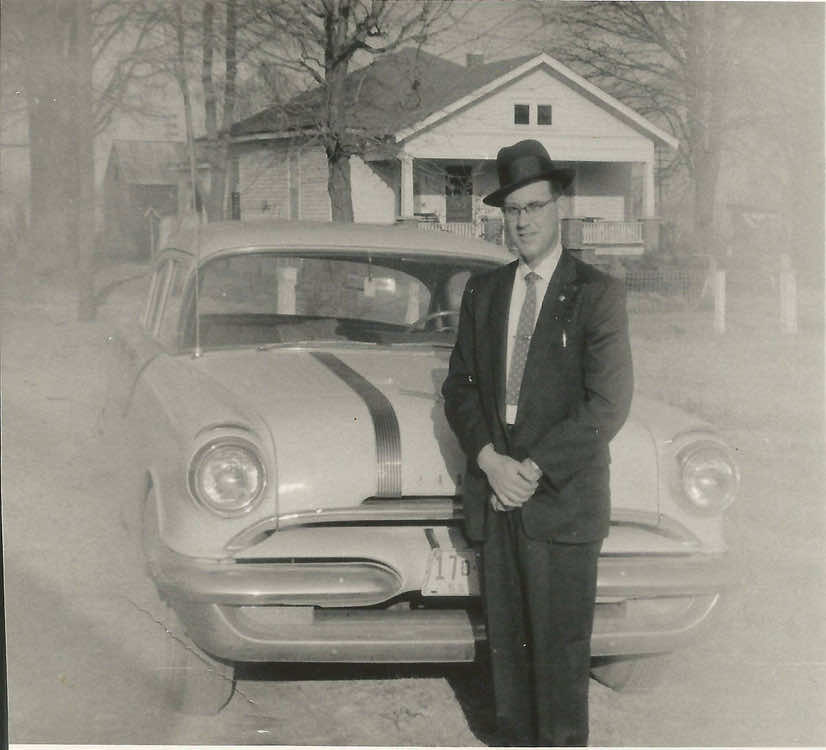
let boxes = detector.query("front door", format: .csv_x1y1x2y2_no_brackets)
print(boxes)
445,166,472,223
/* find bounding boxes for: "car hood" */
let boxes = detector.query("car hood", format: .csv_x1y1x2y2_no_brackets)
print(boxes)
185,345,675,521
189,345,465,516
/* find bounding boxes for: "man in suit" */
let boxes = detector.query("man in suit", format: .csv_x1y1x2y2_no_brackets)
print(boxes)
442,139,633,746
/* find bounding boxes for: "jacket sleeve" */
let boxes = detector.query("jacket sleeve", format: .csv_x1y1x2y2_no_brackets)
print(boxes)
527,276,633,485
441,278,493,469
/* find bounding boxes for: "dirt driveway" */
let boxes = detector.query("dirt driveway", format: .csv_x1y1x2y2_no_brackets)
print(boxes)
2,266,824,745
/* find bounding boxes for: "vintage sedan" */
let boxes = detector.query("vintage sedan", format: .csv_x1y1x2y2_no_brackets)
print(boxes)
105,219,739,714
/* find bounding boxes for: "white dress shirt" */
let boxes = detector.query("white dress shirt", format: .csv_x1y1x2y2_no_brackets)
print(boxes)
505,243,562,424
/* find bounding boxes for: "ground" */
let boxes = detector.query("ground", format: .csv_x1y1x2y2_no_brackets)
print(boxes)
2,258,824,745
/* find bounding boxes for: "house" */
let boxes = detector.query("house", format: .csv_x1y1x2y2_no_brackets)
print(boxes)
102,140,188,260
229,48,678,255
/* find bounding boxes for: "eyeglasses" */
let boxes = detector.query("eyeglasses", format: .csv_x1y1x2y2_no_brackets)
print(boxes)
501,197,554,220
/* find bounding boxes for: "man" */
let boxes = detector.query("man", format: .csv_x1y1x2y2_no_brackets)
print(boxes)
442,139,633,746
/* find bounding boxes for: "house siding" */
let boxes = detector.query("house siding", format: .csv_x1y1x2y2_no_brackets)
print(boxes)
237,142,290,219
299,147,331,221
573,163,631,220
352,156,396,223
404,67,654,163
236,142,396,223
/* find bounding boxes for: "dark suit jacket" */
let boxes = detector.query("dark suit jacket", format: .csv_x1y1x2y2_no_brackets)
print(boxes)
442,250,634,543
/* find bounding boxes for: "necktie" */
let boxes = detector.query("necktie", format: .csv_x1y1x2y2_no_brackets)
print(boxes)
506,271,539,409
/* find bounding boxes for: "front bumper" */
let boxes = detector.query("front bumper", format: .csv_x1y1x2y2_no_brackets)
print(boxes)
148,536,735,663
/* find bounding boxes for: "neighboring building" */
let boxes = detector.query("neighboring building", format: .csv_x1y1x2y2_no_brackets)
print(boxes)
229,48,678,255
102,140,187,260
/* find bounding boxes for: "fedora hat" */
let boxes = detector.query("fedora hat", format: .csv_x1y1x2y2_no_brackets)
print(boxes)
483,139,571,207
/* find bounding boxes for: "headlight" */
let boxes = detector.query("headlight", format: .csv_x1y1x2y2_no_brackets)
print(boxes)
676,440,739,515
189,438,266,517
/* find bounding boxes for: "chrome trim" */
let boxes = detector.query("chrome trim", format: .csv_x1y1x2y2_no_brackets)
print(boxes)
151,544,403,607
225,498,462,553
597,554,735,597
311,351,402,497
174,602,481,663
224,504,699,555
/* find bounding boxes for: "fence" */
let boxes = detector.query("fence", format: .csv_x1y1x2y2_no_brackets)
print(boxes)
582,221,643,245
624,267,707,309
417,221,478,239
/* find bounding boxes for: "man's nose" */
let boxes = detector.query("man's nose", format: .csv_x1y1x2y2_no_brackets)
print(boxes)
516,208,530,228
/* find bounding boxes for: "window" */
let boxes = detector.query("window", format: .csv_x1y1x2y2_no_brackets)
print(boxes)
157,261,187,349
196,254,432,327
514,104,530,125
537,104,552,125
144,260,172,333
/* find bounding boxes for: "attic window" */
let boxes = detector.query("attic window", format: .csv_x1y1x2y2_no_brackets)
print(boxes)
514,104,530,125
537,104,552,125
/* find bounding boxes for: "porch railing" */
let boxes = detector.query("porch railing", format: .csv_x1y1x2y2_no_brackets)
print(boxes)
415,217,656,254
561,219,646,249
583,221,643,244
417,221,478,238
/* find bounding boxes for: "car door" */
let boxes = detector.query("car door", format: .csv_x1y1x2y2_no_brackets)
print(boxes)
100,256,176,434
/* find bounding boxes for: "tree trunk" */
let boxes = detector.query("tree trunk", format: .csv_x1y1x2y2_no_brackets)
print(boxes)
175,0,200,219
201,1,221,222
327,149,354,223
23,1,73,272
73,0,96,321
201,0,238,223
323,18,354,223
686,3,726,257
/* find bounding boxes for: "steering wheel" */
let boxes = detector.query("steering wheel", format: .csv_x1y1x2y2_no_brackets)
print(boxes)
408,309,459,332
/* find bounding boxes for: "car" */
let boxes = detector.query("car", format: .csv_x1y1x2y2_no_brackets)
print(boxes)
104,218,739,714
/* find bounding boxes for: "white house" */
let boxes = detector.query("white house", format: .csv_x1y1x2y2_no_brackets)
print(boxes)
229,49,678,253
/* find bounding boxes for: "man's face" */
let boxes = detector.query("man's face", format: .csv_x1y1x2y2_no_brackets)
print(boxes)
502,179,559,267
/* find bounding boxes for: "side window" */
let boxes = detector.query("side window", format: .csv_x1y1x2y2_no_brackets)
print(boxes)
143,261,171,332
514,103,530,125
537,104,552,125
157,262,187,349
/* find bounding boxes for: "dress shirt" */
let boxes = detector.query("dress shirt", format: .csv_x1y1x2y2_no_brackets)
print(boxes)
505,242,561,424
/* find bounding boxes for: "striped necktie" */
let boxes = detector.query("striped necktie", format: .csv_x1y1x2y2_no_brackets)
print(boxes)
506,271,539,410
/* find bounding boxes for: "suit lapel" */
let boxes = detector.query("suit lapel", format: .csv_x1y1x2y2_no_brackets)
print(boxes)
488,262,516,430
515,252,578,426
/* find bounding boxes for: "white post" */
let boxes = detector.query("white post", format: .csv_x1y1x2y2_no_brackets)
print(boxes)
779,253,798,334
399,153,414,218
277,267,298,315
406,280,421,324
713,269,726,334
643,159,656,218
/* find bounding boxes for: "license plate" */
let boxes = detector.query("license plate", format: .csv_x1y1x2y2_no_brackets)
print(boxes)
422,527,480,596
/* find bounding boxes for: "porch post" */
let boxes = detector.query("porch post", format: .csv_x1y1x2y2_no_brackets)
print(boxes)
643,159,656,217
399,152,414,217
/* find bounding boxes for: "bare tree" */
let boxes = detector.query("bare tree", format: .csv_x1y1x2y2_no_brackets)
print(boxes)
73,0,97,320
1,0,167,312
201,0,238,221
129,0,261,222
532,2,736,253
729,4,824,275
246,0,461,222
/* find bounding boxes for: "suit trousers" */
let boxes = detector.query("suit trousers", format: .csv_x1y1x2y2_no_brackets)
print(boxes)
482,507,602,747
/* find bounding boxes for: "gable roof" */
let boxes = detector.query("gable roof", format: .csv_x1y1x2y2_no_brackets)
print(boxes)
230,48,678,150
107,140,187,184
231,48,534,140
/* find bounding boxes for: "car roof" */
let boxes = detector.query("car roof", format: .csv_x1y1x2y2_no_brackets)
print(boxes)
162,219,514,264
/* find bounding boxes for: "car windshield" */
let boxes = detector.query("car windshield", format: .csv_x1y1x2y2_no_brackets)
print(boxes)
178,251,496,350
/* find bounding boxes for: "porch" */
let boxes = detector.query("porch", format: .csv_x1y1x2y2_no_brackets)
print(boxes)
413,215,658,254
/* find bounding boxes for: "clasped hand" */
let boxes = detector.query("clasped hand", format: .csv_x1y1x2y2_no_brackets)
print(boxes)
477,444,542,511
